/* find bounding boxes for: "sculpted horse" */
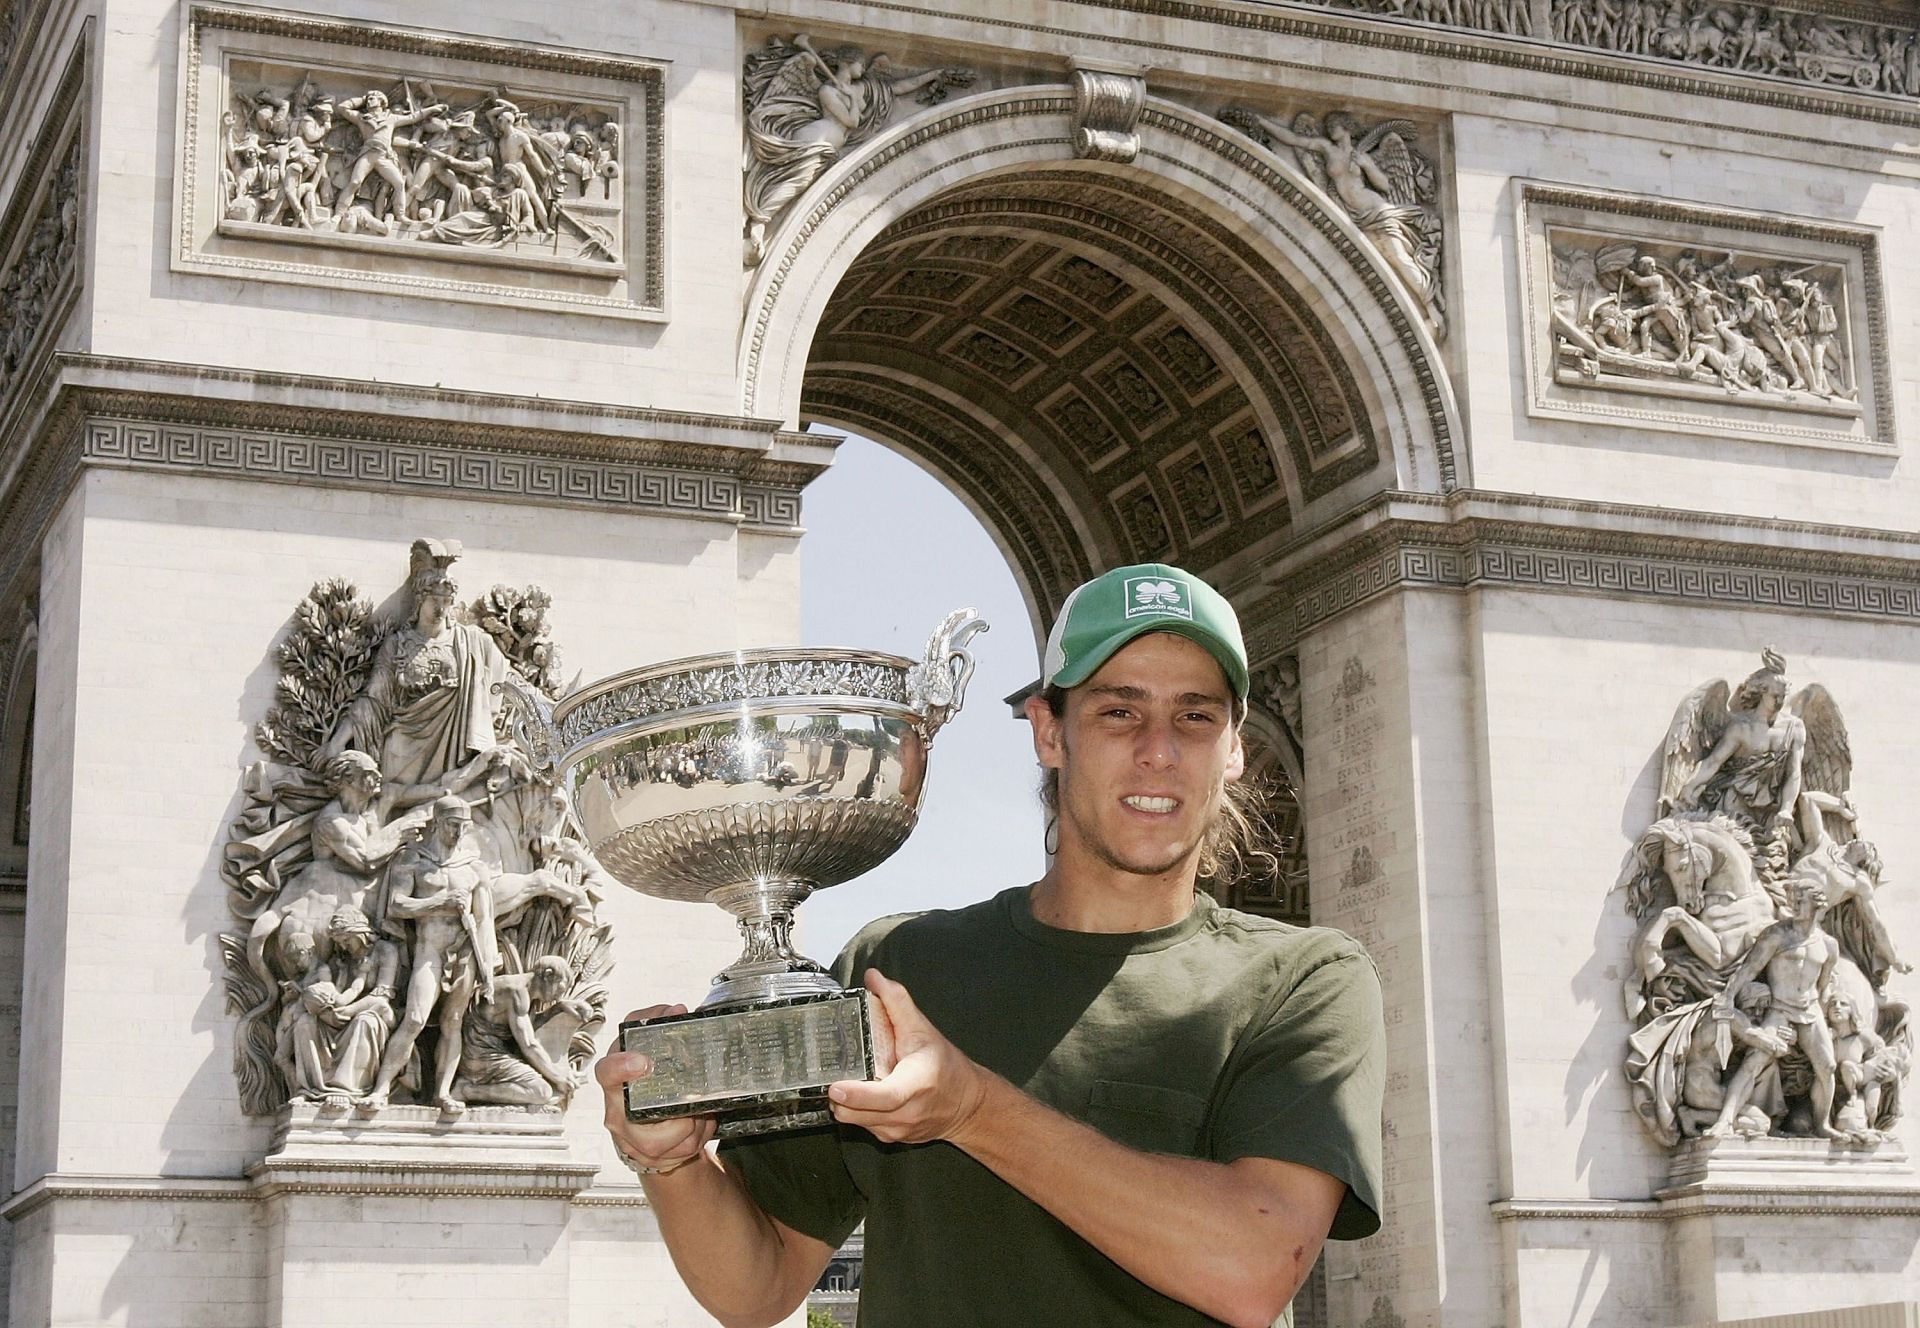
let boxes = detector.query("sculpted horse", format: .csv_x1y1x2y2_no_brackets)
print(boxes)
1622,814,1777,1017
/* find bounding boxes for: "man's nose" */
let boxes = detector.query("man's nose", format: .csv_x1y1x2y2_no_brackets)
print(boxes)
1134,715,1177,768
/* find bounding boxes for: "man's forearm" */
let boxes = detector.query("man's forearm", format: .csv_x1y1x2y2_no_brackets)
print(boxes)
642,1155,822,1328
949,1074,1336,1328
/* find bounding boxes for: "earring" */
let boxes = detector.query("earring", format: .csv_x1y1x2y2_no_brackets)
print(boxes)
1044,815,1059,856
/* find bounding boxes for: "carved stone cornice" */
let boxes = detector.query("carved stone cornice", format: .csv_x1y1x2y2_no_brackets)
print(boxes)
0,355,833,607
1241,488,1920,652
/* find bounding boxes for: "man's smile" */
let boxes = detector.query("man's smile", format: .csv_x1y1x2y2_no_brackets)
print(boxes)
1121,795,1179,814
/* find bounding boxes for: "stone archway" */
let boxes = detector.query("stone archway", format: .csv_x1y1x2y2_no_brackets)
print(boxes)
750,84,1463,944
743,89,1466,599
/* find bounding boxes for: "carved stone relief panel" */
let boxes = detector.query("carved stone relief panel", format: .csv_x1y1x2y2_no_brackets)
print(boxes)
0,36,84,419
1517,182,1892,453
177,5,665,319
1622,650,1910,1153
220,539,613,1119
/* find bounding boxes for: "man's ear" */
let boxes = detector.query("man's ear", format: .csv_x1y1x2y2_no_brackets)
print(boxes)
1224,723,1246,785
1025,693,1065,770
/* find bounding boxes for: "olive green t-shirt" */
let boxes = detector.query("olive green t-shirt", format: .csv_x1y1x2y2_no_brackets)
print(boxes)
720,886,1385,1328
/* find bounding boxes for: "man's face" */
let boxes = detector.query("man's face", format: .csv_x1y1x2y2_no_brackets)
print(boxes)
1029,633,1244,881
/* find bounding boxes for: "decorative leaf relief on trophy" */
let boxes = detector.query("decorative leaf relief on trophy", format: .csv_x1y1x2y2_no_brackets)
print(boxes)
557,659,913,752
218,66,624,266
742,34,975,266
1549,232,1857,411
1219,107,1445,338
219,538,614,1119
1620,650,1911,1150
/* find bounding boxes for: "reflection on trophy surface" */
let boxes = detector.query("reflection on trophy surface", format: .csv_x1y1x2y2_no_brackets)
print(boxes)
500,609,987,1136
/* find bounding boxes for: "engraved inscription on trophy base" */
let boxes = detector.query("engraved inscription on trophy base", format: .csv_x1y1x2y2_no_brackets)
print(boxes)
620,989,889,1139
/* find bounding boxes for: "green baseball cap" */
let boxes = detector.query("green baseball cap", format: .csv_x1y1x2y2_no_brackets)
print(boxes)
1041,563,1249,699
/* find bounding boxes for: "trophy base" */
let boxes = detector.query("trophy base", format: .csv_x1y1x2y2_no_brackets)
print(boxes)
619,989,893,1141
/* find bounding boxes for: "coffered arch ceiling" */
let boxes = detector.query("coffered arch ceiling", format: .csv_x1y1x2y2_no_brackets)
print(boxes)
800,165,1406,624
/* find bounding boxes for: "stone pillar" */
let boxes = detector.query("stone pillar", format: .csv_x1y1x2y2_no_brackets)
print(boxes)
1298,588,1504,1328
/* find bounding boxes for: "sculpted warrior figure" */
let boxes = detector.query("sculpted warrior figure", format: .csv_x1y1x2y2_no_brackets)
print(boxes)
1626,816,1776,1005
361,796,499,1114
741,35,972,264
337,89,447,224
1707,879,1843,1139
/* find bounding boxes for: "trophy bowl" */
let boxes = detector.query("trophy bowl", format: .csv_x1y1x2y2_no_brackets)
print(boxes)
501,611,986,1137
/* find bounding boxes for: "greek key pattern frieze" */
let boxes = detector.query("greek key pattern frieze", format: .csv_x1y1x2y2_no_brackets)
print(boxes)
81,419,741,518
1275,519,1920,641
741,485,804,530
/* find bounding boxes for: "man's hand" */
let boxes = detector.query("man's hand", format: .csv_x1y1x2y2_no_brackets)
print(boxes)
595,1004,717,1172
826,970,990,1146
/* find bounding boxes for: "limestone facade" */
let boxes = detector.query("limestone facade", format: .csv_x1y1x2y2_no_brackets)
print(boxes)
2,0,1919,1325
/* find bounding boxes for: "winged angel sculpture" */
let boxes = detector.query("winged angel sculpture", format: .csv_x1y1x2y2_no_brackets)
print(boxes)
742,35,973,266
1220,108,1446,337
218,539,613,1118
1620,649,1909,1150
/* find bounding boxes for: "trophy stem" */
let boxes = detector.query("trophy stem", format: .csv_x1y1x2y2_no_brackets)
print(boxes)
703,878,840,1009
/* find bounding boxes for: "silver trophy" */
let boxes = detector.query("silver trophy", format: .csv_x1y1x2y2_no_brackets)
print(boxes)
500,610,987,1137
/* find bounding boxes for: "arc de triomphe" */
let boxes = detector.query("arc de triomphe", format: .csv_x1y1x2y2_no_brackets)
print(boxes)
0,0,1917,1324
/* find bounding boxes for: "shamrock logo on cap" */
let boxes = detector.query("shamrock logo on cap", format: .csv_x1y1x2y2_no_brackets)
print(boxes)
1122,574,1193,619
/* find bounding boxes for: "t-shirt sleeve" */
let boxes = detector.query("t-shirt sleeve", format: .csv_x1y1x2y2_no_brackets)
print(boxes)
1207,940,1386,1240
720,1125,866,1249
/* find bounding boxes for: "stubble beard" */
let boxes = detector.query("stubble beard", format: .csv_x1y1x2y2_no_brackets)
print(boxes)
1058,764,1222,881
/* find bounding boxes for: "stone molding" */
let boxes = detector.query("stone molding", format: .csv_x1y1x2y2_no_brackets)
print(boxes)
247,1156,598,1199
1491,1190,1920,1221
175,5,667,319
1516,181,1893,453
0,354,829,609
1242,489,1920,653
1051,0,1920,128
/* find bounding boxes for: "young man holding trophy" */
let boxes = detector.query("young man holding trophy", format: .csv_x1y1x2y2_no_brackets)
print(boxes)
593,564,1385,1328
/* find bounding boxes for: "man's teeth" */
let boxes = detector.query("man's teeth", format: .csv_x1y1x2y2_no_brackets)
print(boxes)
1123,796,1177,813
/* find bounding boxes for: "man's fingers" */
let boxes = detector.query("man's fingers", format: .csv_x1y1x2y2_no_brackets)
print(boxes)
594,1050,652,1090
621,1003,687,1024
863,969,931,1039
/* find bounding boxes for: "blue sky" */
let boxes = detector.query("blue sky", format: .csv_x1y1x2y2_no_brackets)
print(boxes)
798,433,1046,959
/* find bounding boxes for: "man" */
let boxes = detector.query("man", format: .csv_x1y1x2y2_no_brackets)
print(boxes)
597,563,1385,1327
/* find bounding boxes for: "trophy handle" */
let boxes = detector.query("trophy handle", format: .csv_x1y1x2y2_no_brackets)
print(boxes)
493,672,562,773
908,608,989,744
